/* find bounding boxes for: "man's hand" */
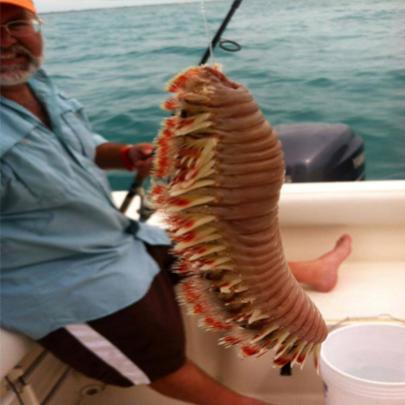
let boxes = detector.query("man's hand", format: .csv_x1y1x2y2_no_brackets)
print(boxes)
95,142,154,176
127,143,154,177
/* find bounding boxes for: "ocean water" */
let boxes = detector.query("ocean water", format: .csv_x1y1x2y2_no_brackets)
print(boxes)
41,0,405,190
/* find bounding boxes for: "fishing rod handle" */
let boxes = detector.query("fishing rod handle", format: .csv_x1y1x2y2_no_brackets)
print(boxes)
119,168,149,213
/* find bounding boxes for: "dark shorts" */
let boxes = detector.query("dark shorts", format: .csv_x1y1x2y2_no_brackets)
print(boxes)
37,244,186,387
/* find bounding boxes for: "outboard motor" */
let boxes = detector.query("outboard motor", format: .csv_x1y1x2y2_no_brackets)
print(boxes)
275,123,365,182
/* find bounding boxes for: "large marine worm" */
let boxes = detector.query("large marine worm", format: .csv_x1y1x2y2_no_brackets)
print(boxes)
151,65,327,368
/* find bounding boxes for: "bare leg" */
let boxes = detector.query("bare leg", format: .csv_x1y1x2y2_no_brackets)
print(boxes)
150,358,273,405
289,234,352,292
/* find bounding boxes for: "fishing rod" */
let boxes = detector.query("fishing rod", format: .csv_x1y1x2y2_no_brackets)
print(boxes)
199,0,243,65
120,0,244,217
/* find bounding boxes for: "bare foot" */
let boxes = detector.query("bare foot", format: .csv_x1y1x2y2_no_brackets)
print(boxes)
311,234,352,292
289,234,352,292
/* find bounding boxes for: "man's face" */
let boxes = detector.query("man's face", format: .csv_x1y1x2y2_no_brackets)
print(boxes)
0,4,43,87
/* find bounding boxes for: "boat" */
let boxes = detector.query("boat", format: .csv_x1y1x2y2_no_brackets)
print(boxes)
1,161,404,404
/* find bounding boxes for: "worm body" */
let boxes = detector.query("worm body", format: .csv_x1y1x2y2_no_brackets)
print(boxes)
151,65,327,368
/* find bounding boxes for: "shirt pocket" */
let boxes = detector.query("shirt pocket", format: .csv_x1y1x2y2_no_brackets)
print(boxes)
1,135,74,212
1,161,43,214
58,94,97,159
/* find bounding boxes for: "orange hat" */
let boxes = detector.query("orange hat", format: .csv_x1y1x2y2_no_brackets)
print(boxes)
0,0,36,13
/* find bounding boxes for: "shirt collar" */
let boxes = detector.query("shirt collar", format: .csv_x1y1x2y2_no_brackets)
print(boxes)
0,90,40,158
28,68,56,106
0,69,60,157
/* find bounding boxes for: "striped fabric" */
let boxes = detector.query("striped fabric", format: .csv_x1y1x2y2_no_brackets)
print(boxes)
65,324,150,385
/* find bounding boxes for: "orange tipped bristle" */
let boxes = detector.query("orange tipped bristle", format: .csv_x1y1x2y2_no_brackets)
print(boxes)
168,74,188,93
193,303,208,314
151,185,166,196
199,258,215,265
167,196,191,207
156,169,167,178
182,287,200,303
173,216,195,229
177,147,199,158
156,151,169,164
241,345,261,357
155,160,170,177
188,246,207,255
157,137,169,147
155,144,169,159
276,344,286,355
203,317,231,331
163,98,178,110
165,117,177,128
175,261,191,274
185,168,198,181
154,195,167,205
181,281,198,293
171,175,184,185
184,295,199,305
156,153,168,164
162,128,173,138
274,357,289,367
168,68,200,93
178,117,195,129
180,246,207,260
222,336,242,346
174,231,196,243
158,155,169,164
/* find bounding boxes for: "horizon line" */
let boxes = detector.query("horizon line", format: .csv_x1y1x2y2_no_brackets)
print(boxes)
38,0,216,15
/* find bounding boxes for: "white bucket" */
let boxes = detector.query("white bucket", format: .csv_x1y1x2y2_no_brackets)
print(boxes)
319,323,405,405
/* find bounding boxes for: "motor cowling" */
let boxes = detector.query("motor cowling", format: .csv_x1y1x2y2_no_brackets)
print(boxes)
275,123,365,182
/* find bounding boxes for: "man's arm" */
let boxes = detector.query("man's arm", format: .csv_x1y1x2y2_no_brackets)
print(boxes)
95,142,154,174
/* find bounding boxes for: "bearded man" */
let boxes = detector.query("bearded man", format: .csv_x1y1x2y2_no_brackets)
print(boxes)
0,1,351,404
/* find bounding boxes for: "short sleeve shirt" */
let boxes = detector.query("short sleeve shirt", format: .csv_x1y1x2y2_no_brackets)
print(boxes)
0,69,170,339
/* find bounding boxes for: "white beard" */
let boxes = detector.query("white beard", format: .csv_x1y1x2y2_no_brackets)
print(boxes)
0,45,43,86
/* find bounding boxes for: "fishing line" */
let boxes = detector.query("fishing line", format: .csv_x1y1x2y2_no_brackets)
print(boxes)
200,0,216,65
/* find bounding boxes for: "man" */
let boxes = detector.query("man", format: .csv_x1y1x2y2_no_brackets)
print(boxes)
0,1,351,404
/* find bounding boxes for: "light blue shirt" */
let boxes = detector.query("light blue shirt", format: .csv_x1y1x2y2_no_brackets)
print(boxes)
0,69,170,339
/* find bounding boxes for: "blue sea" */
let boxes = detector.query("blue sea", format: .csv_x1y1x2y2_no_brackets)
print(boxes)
42,0,405,190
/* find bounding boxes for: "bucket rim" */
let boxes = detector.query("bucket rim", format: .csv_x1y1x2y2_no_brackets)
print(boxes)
320,322,405,387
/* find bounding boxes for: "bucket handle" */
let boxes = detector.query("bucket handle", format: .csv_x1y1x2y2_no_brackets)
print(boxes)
328,313,405,333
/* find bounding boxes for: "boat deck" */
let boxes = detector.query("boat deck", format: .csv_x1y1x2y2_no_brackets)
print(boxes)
1,181,404,404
